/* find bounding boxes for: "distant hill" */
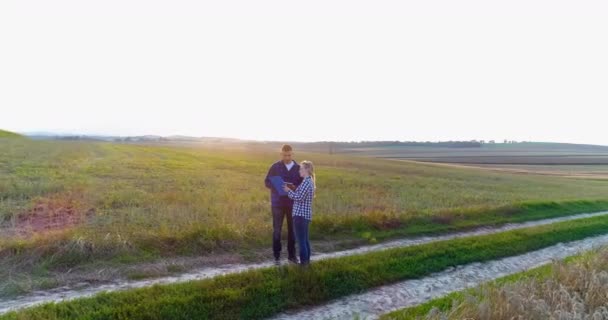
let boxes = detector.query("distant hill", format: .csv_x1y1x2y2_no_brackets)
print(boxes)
0,129,23,138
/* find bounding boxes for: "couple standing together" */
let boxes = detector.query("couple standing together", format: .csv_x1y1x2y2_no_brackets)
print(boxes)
264,144,316,266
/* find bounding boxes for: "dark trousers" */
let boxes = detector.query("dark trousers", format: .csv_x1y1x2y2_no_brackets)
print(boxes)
272,206,296,260
293,216,311,264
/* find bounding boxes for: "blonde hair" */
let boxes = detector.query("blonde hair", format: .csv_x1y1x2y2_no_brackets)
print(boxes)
300,160,316,190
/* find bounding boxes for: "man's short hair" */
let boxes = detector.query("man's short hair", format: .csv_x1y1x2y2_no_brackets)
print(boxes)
281,144,293,152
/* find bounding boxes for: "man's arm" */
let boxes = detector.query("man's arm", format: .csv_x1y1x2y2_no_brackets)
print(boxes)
264,164,275,189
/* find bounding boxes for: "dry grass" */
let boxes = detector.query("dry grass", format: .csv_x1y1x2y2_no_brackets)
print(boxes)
423,248,608,320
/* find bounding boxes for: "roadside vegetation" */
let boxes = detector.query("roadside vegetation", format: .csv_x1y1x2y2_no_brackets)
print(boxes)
382,246,608,320
4,212,608,319
3,138,608,296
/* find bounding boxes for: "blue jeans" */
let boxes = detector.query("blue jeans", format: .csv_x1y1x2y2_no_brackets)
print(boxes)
293,216,311,264
272,206,296,260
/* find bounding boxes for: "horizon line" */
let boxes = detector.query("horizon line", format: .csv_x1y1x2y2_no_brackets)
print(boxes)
17,131,608,147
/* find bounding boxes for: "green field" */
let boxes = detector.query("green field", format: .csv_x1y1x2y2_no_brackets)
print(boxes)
3,137,608,296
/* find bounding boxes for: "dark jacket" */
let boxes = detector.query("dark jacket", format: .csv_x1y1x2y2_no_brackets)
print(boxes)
265,160,303,207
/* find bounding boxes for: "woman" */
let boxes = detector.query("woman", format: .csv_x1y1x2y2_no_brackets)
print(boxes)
283,160,315,265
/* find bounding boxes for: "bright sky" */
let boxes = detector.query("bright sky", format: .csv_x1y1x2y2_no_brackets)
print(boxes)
1,1,607,144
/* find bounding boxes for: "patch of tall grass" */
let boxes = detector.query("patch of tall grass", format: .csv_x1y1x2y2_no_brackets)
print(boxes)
384,247,608,320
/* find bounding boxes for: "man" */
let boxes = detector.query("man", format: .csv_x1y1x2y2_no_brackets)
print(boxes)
264,144,303,265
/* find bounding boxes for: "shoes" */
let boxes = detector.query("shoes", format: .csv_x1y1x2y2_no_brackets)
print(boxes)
275,257,300,266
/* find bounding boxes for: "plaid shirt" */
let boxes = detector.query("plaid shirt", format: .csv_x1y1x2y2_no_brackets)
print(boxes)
287,176,315,220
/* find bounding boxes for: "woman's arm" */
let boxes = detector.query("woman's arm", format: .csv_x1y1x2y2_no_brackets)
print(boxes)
287,178,311,201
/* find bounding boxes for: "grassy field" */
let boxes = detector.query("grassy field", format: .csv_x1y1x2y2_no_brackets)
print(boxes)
4,137,608,295
382,247,608,320
5,213,608,319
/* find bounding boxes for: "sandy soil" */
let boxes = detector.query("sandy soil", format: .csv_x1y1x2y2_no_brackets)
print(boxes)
1,194,93,237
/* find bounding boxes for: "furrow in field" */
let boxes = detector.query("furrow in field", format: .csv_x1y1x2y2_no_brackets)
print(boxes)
271,232,608,320
1,210,608,314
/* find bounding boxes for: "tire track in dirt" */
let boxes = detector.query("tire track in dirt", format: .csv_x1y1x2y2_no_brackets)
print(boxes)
2,210,608,315
271,233,608,320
